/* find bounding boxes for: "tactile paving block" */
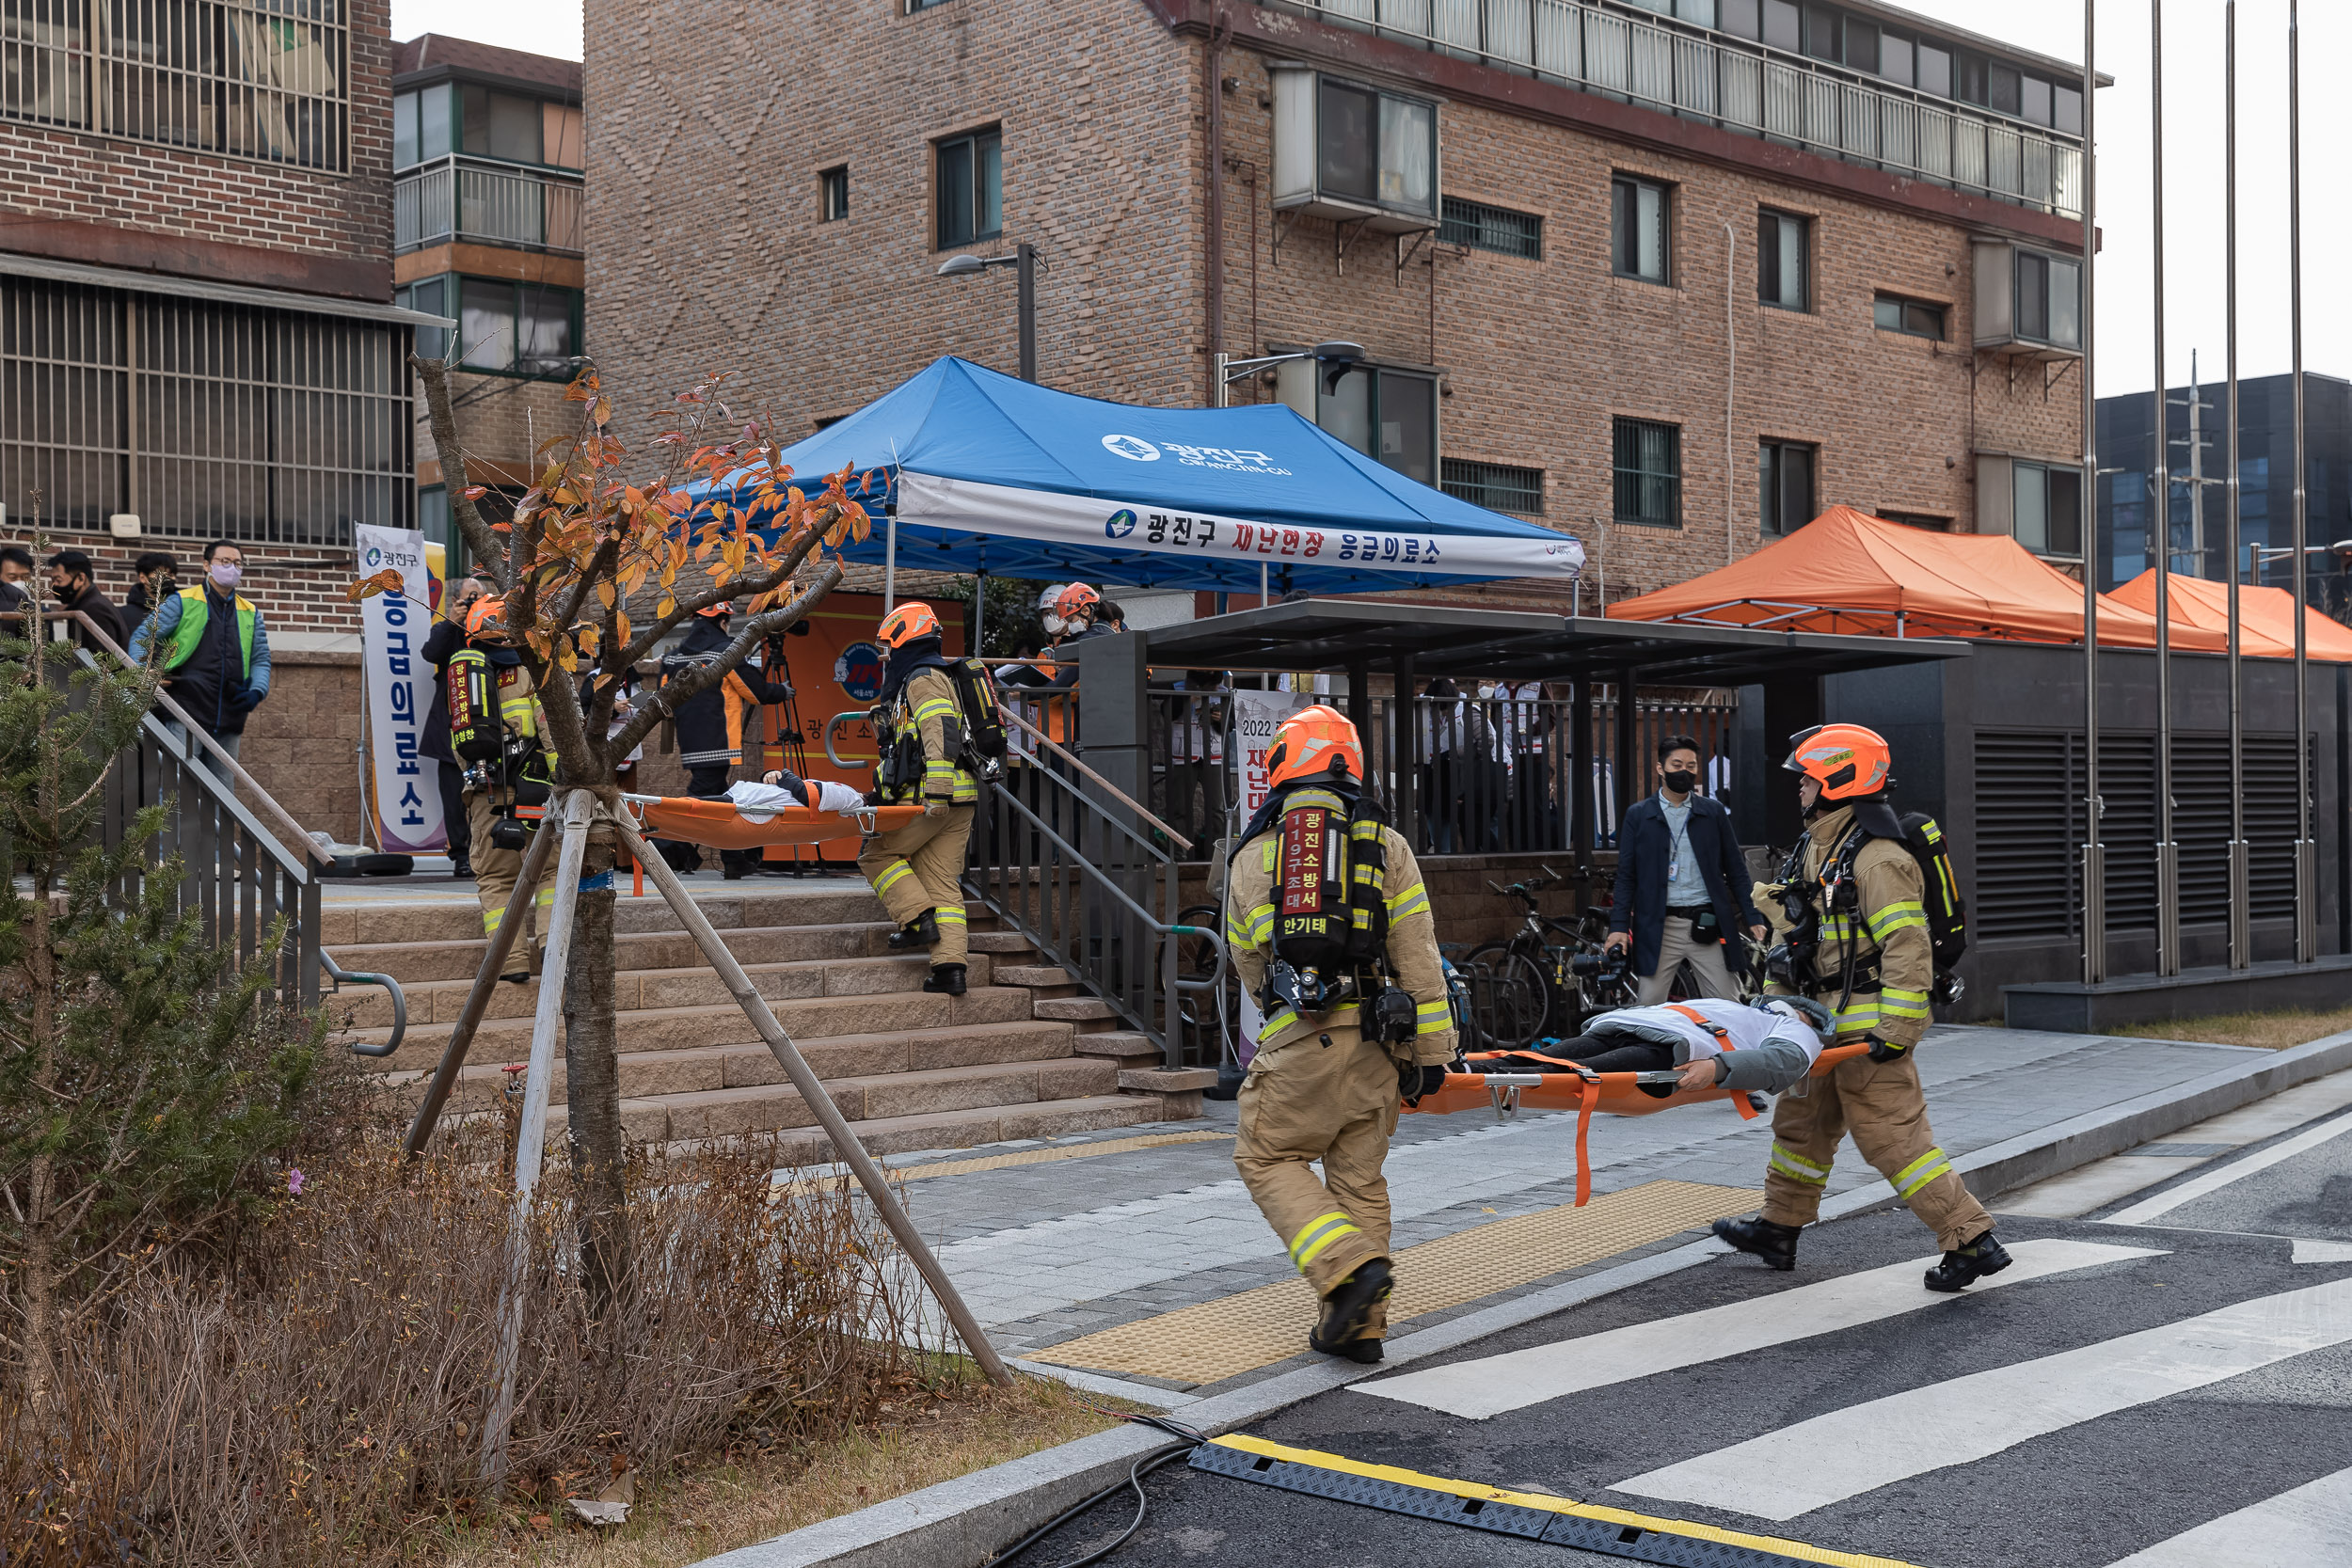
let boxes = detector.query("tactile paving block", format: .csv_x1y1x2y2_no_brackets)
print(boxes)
1034,1180,1759,1385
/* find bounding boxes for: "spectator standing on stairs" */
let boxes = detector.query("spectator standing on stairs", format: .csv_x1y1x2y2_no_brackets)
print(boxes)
128,540,271,780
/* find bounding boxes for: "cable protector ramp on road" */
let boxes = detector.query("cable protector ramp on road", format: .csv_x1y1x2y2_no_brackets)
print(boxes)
1189,1433,1924,1568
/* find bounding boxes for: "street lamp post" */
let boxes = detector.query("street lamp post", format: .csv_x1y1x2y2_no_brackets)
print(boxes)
1212,341,1365,606
937,244,1039,382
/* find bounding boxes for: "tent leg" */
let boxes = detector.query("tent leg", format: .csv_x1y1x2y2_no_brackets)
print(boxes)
404,808,562,1158
612,816,1015,1387
481,788,594,1495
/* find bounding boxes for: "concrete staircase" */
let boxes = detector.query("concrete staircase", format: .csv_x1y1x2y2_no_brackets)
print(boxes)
326,882,1216,1164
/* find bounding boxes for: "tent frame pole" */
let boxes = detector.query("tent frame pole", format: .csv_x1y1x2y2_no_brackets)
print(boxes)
2079,0,2105,988
2150,0,2179,977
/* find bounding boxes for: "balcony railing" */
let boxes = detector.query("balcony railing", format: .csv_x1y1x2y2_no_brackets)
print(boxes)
1269,0,2084,220
395,156,584,255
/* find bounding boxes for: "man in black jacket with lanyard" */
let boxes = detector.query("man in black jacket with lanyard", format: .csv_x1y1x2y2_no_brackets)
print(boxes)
661,600,793,879
1608,734,1767,1003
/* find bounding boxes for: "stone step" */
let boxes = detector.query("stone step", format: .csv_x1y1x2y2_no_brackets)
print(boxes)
966,930,1039,955
348,985,1038,1075
554,1092,1172,1164
1031,996,1123,1022
424,1032,1108,1121
1072,1031,1162,1060
327,950,993,1029
326,920,898,985
321,886,891,950
993,964,1083,989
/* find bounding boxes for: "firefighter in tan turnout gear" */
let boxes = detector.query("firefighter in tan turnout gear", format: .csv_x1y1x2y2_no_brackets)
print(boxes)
1714,722,2012,1292
443,596,560,984
856,602,983,996
1226,705,1457,1365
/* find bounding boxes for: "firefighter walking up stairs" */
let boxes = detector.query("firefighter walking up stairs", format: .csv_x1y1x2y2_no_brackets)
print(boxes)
1225,705,1457,1365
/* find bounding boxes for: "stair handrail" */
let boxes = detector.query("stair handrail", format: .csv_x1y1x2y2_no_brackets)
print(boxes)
48,610,327,1013
998,705,1195,853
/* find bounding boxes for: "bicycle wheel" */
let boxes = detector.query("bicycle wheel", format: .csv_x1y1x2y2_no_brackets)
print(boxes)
1462,941,1549,1052
1174,904,1232,1068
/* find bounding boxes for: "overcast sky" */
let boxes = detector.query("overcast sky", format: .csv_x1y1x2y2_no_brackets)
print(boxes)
390,0,2344,399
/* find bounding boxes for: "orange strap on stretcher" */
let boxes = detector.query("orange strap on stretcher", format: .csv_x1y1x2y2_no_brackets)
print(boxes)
1664,1004,1758,1121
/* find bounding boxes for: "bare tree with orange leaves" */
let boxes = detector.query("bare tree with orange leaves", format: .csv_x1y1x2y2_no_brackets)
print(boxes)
400,355,870,1310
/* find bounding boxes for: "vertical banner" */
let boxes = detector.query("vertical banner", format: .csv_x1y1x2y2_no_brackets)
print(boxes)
356,524,445,852
1229,687,1313,818
1227,687,1311,1052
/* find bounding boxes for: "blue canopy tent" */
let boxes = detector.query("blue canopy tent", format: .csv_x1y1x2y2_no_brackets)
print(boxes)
694,356,1583,594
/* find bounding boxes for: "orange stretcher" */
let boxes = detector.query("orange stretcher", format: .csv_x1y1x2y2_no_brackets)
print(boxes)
629,795,923,851
1402,1042,1873,1208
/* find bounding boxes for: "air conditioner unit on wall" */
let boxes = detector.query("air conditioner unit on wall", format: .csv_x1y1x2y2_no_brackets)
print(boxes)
1972,238,2084,361
1270,66,1441,236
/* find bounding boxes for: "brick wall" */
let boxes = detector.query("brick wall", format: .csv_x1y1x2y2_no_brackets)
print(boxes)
415,369,583,488
239,651,365,846
0,0,395,289
583,0,2079,611
25,541,368,644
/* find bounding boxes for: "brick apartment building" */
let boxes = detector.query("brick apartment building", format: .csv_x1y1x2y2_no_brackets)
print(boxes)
390,35,585,565
0,0,445,836
584,0,2092,611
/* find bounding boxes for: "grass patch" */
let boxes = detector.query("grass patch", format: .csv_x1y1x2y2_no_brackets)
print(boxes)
2113,1006,2352,1050
437,1374,1130,1567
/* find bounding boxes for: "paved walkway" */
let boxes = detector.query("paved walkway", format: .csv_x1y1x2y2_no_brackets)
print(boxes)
861,1025,2274,1397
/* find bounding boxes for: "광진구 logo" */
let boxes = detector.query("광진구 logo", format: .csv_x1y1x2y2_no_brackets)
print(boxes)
1101,433,1161,462
1104,509,1138,538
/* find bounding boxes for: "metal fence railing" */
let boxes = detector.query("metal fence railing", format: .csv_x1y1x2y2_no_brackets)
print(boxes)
395,156,585,254
1273,0,2083,218
1141,679,1739,862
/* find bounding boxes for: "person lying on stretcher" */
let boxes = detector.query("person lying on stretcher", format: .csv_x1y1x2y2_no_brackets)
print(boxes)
1516,995,1836,1102
754,766,867,814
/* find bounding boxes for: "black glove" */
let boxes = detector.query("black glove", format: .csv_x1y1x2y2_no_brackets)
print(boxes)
1866,1036,1909,1063
1401,1062,1450,1106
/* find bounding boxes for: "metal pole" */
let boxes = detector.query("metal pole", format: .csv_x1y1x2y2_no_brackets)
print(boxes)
2225,0,2249,972
883,507,898,612
481,787,594,1493
611,815,1015,1387
2079,0,2105,986
1214,351,1231,408
1015,242,1037,384
2289,0,2315,964
2151,0,2179,977
403,811,562,1156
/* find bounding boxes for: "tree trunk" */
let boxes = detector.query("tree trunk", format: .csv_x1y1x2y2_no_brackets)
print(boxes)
562,831,630,1320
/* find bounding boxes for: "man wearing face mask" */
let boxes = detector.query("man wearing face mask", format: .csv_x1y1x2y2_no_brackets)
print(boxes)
1712,723,2009,1294
44,549,128,653
130,540,270,778
1608,734,1767,1004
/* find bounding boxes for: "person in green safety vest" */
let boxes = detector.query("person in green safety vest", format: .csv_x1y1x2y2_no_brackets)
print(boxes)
127,540,272,780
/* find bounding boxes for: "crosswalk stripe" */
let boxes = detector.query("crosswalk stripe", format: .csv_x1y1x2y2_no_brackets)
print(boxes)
1614,1275,2352,1522
1353,1238,2162,1420
2101,1463,2352,1566
2105,1108,2352,1227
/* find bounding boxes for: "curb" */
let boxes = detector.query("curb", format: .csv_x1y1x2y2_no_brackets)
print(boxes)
691,1030,2352,1568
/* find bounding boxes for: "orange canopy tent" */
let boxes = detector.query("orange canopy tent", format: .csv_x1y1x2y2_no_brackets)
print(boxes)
2106,570,2352,663
1607,505,2228,652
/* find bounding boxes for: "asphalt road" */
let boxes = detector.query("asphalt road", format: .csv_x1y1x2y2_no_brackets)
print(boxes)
1023,1079,2352,1568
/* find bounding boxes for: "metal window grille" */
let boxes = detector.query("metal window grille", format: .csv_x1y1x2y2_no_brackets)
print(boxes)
1441,457,1544,515
1612,417,1680,526
1,0,348,171
1438,196,1541,260
0,277,410,546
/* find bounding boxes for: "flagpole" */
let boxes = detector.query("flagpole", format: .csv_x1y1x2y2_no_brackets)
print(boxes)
2289,0,2314,964
2151,0,2179,976
2224,0,2249,972
2079,0,2106,986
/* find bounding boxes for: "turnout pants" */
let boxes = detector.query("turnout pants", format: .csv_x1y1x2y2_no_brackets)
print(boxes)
1234,1025,1400,1337
467,790,558,947
1636,912,1741,1005
1759,1048,1994,1252
859,804,974,969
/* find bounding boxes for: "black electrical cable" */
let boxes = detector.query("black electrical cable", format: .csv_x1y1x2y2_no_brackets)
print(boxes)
986,1414,1206,1568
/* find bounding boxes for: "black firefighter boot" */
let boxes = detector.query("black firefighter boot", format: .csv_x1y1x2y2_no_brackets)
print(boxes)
1713,1215,1802,1272
1309,1258,1393,1364
886,910,939,951
923,963,967,996
1924,1229,2014,1293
